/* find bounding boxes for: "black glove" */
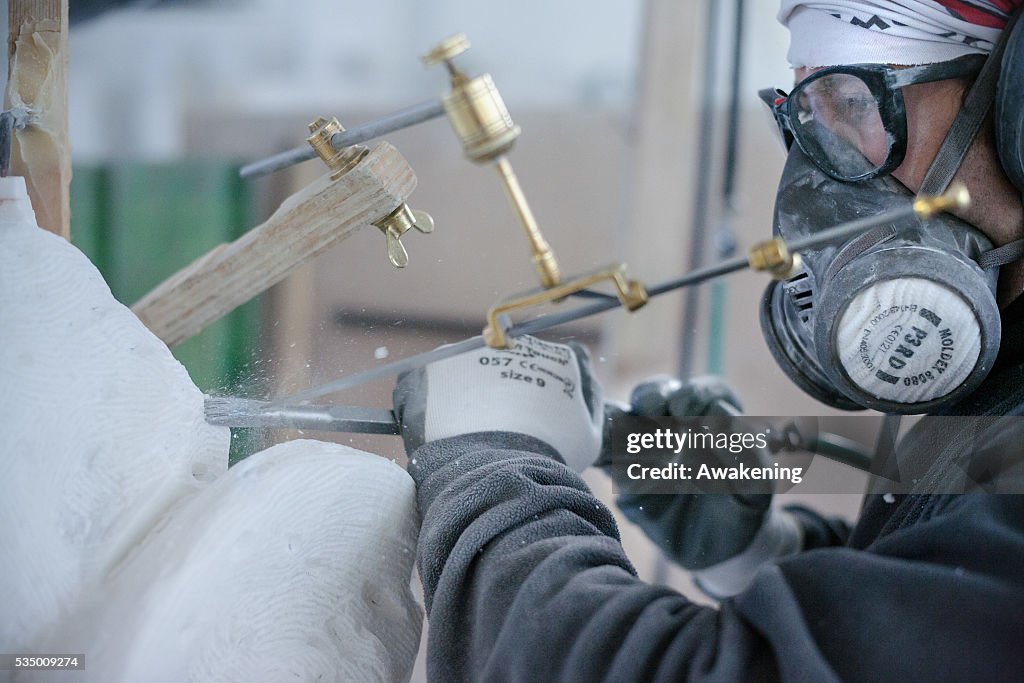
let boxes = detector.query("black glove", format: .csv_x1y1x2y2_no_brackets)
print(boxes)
600,376,798,591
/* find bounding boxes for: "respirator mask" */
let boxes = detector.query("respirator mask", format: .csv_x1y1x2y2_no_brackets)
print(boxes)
759,9,1024,414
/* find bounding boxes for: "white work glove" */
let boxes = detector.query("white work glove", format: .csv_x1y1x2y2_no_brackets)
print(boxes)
393,335,604,472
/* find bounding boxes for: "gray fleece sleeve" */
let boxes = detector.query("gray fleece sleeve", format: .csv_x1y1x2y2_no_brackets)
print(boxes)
408,431,1024,682
408,431,786,682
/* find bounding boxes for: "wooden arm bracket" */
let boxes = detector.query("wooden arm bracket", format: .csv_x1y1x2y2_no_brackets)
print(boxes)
132,142,417,347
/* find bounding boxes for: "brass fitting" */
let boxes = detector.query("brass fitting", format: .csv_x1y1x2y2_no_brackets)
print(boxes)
307,116,368,179
482,264,648,349
423,33,561,288
371,203,435,268
612,271,650,312
749,238,803,280
441,74,521,163
421,34,520,164
913,182,970,219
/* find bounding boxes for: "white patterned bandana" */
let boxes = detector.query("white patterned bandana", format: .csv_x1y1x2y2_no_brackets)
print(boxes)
779,0,1022,66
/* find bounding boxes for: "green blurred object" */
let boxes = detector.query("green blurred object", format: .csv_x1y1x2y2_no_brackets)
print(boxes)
71,163,261,461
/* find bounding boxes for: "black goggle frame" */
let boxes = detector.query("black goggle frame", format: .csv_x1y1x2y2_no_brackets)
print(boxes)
759,55,985,182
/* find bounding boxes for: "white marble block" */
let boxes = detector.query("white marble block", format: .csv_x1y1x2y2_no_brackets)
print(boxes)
0,177,422,682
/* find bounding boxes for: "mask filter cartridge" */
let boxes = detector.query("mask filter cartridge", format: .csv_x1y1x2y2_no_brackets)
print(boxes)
761,148,1001,414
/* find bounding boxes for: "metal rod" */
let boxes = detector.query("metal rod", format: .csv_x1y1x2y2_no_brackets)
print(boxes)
787,204,917,252
207,397,399,434
239,98,446,179
0,113,13,178
333,98,445,146
263,199,934,407
0,107,35,178
239,145,318,180
256,260,738,408
268,336,488,407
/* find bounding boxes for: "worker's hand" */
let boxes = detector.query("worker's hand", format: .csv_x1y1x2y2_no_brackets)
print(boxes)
600,375,801,597
599,374,744,470
393,335,604,472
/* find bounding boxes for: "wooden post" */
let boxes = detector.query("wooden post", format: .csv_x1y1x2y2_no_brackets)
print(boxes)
605,0,707,380
132,142,417,348
5,0,71,239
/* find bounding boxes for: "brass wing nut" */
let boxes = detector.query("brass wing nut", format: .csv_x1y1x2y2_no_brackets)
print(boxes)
371,203,435,268
307,116,368,180
749,238,803,280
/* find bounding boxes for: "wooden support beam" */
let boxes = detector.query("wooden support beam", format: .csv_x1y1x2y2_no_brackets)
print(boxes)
605,0,707,381
132,142,417,348
6,0,71,239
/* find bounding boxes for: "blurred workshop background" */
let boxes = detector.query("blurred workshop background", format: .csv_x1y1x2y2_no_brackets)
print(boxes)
4,1,870,678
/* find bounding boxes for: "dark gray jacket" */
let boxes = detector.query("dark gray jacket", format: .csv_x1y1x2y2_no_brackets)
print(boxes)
407,302,1024,682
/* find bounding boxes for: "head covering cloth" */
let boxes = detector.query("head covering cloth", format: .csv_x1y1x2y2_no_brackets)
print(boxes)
779,0,1023,66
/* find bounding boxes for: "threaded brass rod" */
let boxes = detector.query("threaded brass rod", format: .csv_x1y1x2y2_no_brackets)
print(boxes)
494,156,560,287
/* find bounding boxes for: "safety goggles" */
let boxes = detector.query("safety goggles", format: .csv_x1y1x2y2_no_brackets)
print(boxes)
759,55,985,182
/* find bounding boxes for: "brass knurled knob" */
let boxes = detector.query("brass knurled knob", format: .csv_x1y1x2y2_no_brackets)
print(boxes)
306,116,367,180
422,33,471,67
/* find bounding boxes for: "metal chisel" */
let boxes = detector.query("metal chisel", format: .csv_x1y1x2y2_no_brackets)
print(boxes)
204,396,399,435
